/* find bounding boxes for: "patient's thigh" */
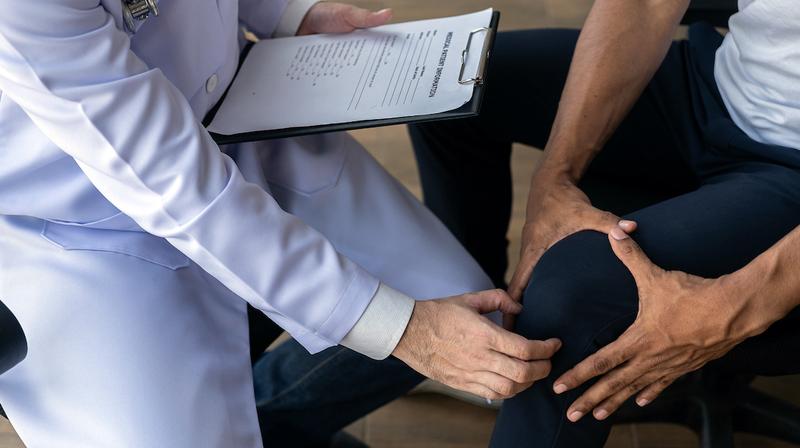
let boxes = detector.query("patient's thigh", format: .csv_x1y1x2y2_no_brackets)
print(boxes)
519,164,800,345
494,165,800,447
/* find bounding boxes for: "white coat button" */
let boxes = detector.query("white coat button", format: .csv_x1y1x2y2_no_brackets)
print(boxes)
206,74,219,93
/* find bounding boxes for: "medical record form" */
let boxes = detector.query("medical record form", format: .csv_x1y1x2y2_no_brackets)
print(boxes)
206,9,498,144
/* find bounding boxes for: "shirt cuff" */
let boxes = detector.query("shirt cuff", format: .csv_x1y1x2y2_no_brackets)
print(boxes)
274,0,321,37
340,283,415,360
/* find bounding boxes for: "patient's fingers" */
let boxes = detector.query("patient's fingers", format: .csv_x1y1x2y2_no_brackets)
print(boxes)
635,375,677,407
589,371,662,421
554,333,635,394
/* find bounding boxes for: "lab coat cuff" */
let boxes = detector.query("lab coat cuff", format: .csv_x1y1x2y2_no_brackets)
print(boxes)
274,0,321,37
239,0,291,38
302,266,381,353
340,284,415,360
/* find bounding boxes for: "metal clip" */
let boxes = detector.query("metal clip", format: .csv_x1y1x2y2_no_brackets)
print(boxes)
122,0,159,34
458,27,492,86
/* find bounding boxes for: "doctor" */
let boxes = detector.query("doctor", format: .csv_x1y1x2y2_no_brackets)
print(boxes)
0,0,560,446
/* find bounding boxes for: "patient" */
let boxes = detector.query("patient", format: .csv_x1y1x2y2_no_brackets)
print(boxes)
410,0,800,446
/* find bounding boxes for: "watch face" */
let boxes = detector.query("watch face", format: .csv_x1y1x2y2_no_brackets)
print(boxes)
122,0,159,34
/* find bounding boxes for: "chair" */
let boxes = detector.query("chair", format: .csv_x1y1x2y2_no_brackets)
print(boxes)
0,300,27,419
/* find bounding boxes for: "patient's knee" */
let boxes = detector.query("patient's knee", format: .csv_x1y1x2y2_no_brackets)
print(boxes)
512,230,637,342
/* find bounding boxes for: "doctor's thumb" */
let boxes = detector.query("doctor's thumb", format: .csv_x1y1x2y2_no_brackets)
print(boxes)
346,7,393,29
466,289,523,316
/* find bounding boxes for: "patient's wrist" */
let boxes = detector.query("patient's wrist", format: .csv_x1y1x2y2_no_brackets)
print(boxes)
720,261,786,338
531,159,581,189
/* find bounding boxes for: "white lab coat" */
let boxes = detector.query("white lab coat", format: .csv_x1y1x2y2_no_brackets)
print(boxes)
0,0,491,446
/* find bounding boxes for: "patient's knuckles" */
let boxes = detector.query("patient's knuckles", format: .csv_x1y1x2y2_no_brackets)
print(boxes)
592,356,614,375
575,397,596,413
606,378,628,394
599,211,619,227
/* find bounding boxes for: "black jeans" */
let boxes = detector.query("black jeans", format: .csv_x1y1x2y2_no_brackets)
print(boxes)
410,25,800,447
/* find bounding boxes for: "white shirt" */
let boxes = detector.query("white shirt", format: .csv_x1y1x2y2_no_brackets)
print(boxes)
715,0,800,150
0,0,412,360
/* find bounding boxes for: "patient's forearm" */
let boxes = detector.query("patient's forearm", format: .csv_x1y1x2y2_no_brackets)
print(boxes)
726,225,800,333
539,0,690,182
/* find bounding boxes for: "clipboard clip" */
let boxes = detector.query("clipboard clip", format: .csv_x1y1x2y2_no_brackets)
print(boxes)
458,27,493,85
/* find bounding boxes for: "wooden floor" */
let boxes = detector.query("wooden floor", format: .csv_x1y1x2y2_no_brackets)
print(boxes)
2,0,798,447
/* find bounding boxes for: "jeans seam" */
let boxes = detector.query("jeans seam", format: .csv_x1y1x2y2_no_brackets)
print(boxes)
548,311,639,448
257,346,348,407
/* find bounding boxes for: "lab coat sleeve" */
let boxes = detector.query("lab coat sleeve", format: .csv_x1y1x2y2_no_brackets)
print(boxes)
0,0,379,354
239,0,319,38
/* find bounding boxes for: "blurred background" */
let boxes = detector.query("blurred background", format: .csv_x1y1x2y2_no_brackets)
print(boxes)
1,1,798,447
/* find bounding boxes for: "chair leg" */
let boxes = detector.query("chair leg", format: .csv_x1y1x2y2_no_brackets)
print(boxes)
694,396,735,448
733,386,800,444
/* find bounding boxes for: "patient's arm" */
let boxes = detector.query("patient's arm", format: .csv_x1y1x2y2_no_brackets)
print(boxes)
552,224,800,422
539,0,690,178
507,0,691,308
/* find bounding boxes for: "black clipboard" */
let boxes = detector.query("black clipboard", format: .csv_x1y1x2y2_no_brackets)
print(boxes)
204,11,500,145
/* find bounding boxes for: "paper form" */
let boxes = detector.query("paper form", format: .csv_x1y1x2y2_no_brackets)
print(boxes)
207,9,493,136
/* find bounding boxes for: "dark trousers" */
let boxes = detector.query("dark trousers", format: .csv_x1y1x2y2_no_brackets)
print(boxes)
410,25,800,447
247,308,422,447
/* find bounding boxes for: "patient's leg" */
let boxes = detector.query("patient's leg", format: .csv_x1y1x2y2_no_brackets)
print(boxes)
409,28,698,287
490,163,800,447
491,230,638,447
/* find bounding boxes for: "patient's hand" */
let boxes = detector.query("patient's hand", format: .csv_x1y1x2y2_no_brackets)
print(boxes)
552,227,771,423
392,290,562,400
506,169,636,328
297,3,393,36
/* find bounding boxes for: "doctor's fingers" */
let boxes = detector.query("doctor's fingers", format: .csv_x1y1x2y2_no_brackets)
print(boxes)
490,329,563,362
483,350,552,384
342,6,393,29
469,371,535,399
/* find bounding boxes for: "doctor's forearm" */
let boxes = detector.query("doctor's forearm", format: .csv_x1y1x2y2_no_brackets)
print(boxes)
538,0,690,182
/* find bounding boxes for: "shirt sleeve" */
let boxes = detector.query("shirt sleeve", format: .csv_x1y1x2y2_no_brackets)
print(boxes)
0,0,378,354
341,284,415,360
239,0,320,38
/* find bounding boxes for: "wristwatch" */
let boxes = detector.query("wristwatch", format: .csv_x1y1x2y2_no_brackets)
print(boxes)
122,0,159,34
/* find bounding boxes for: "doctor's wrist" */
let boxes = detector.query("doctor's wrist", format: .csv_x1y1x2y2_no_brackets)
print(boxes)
276,0,321,37
340,284,415,360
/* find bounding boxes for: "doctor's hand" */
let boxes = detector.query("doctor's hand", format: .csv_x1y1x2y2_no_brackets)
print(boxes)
553,228,769,423
505,169,637,329
297,3,393,36
392,290,562,400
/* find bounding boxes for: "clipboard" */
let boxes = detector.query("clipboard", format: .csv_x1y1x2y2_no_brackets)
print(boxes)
204,11,500,145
